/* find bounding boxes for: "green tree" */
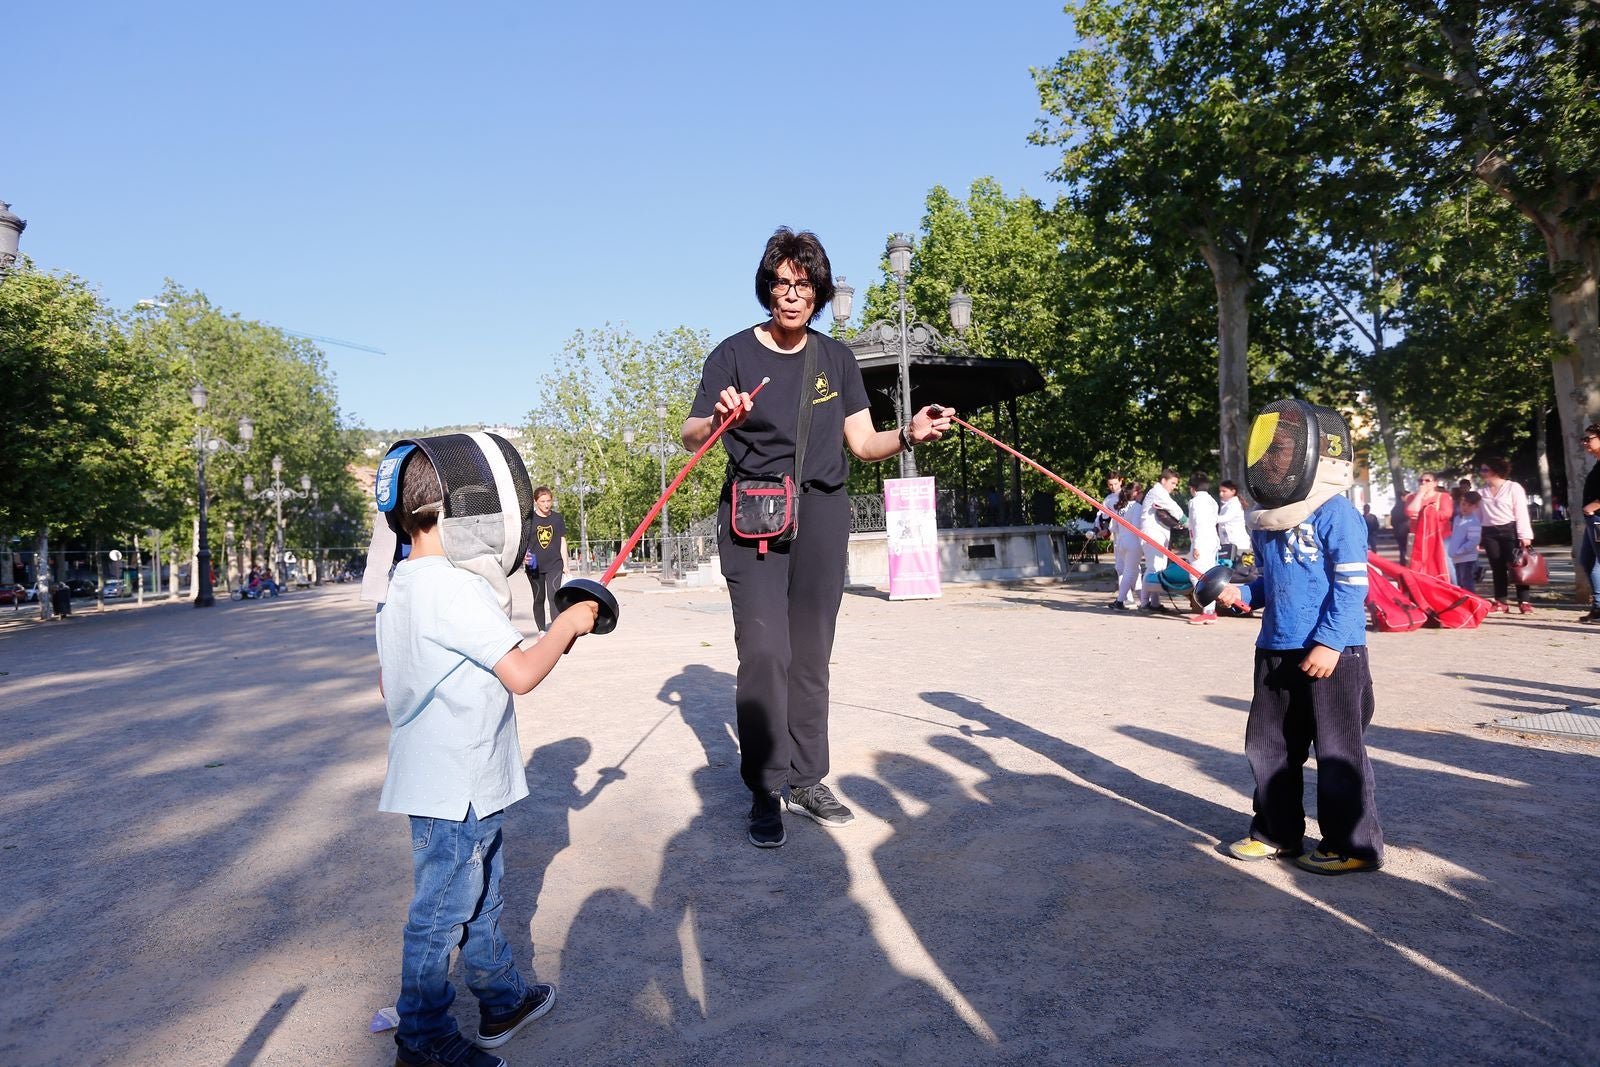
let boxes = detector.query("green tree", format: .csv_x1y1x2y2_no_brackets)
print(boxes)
1371,187,1558,480
853,180,1073,511
852,179,1333,522
127,284,363,584
523,325,716,566
1377,0,1600,563
1033,0,1373,485
0,265,182,614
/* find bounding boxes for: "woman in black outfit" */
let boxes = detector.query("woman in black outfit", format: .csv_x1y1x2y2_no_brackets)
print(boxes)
681,227,953,848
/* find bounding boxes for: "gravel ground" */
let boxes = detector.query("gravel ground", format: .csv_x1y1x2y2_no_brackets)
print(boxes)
1,567,1596,1066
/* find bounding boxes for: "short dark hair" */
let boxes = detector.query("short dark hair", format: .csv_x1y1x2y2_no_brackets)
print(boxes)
755,227,835,321
1586,423,1600,440
399,451,442,538
1462,490,1482,505
1189,470,1210,492
1219,479,1239,493
1160,467,1179,482
533,485,552,500
1481,455,1511,478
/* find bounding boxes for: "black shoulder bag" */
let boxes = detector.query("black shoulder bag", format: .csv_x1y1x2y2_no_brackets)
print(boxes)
730,335,817,555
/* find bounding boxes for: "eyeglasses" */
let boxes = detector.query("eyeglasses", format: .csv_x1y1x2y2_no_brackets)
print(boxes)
770,278,815,297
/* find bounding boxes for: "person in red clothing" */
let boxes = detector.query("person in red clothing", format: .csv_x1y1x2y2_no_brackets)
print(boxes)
1404,472,1454,582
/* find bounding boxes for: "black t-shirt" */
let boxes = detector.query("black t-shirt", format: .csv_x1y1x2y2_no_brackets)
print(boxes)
688,326,871,491
528,511,566,571
1585,461,1600,511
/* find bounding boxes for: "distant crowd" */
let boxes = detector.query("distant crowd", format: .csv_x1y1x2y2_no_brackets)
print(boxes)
1098,451,1557,622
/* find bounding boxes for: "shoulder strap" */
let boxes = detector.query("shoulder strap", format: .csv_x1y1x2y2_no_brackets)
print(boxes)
793,333,819,487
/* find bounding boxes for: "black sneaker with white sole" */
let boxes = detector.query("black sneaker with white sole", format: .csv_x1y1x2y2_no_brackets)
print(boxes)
395,1032,506,1067
748,790,786,848
786,783,855,826
475,983,555,1050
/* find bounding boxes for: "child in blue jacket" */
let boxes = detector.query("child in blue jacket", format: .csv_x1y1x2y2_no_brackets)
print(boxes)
1215,400,1383,875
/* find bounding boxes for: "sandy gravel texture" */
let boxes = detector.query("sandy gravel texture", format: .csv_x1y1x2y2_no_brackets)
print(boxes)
1,570,1596,1066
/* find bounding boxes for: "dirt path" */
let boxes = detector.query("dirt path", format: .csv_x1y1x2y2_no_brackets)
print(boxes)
1,573,1596,1065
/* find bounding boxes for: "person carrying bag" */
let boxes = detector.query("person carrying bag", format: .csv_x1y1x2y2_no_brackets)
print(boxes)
729,335,817,556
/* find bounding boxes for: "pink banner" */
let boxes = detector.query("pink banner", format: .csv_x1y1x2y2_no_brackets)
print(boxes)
885,477,942,601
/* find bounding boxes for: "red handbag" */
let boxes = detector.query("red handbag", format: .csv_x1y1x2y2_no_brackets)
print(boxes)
1511,547,1549,586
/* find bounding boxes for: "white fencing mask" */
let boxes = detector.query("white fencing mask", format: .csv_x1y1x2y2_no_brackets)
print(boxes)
366,431,534,615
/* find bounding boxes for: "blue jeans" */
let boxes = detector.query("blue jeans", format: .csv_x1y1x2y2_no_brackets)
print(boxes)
1581,520,1600,609
398,805,527,1049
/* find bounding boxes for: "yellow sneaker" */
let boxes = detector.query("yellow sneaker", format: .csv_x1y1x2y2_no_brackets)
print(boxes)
1293,849,1381,876
1226,837,1299,861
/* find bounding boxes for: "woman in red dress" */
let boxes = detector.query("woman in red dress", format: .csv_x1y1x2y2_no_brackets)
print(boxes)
1405,472,1454,583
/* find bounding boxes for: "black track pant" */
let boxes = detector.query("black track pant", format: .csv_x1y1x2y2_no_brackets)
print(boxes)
528,567,563,631
1246,646,1384,863
719,489,850,797
1481,523,1528,603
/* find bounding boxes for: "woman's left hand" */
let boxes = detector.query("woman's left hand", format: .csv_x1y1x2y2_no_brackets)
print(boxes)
911,404,954,444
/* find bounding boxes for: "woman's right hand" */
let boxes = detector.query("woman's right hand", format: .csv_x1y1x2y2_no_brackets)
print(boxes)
714,385,754,426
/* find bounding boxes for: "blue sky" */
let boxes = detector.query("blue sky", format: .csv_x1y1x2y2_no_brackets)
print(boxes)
11,1,1074,430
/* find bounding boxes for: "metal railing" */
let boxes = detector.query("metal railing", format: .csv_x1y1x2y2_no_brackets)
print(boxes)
848,489,1067,532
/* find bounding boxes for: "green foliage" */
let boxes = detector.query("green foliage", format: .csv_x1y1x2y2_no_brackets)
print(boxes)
522,325,719,544
0,266,182,540
125,283,365,559
1376,187,1558,470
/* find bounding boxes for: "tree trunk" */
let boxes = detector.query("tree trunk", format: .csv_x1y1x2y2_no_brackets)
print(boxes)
191,515,201,602
36,529,52,621
1534,403,1554,516
1543,225,1600,601
1200,243,1252,487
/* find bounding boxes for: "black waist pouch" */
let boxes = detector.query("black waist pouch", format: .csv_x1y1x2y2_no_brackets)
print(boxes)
731,475,798,554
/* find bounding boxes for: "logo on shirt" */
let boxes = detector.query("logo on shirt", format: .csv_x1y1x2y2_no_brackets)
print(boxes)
812,370,838,406
537,526,554,550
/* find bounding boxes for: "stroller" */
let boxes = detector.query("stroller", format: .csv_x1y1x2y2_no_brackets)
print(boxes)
1152,543,1254,614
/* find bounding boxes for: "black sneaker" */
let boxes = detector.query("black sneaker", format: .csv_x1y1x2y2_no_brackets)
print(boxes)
748,791,786,848
396,1032,506,1067
1581,609,1600,624
786,783,855,826
475,983,556,1049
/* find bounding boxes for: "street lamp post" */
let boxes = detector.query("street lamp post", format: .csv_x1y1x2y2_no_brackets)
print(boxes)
188,383,253,607
887,235,917,478
559,454,603,576
833,239,976,480
622,401,678,583
0,200,25,278
244,456,312,588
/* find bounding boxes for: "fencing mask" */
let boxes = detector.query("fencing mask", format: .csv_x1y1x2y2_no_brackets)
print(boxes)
365,432,534,615
1245,399,1354,531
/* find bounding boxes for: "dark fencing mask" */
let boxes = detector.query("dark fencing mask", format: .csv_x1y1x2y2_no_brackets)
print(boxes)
368,431,534,614
1246,399,1353,510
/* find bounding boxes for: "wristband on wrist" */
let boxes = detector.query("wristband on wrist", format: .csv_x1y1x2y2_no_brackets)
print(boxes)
898,426,914,453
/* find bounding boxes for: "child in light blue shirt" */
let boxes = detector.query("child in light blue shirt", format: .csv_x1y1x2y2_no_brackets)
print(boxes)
378,449,598,1067
1446,491,1483,590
